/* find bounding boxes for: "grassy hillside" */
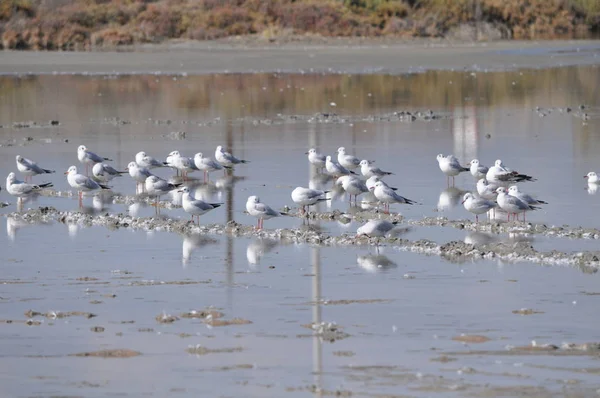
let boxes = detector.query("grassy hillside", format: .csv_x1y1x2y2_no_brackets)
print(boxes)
1,0,599,50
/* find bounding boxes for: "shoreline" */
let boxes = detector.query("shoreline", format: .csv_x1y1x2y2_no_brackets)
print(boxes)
1,39,599,76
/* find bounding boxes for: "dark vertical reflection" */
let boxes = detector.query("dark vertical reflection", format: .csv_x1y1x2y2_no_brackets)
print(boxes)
225,119,234,310
309,122,323,396
311,246,323,397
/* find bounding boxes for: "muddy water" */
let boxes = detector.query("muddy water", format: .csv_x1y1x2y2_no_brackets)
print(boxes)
1,66,600,396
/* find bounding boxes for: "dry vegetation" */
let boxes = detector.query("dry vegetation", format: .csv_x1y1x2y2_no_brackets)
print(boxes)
0,0,598,50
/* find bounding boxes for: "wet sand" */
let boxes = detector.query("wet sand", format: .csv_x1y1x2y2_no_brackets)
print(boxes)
1,39,600,75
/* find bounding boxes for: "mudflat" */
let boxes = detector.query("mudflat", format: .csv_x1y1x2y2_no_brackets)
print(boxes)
1,39,599,75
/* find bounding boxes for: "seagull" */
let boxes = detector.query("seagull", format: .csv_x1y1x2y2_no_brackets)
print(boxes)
337,147,361,170
179,186,222,224
246,195,284,229
77,145,112,175
215,145,249,169
291,187,329,214
486,159,535,185
306,148,326,169
496,187,539,222
508,185,547,206
65,165,109,205
461,192,496,222
145,175,181,212
336,175,368,203
359,160,393,178
584,172,599,184
92,163,126,183
366,176,398,191
370,181,416,212
469,159,489,180
476,178,499,200
167,151,196,179
436,154,469,186
194,152,231,182
356,220,400,252
6,172,53,200
15,155,54,182
136,151,168,169
246,238,278,266
325,155,355,177
126,162,155,192
356,220,399,238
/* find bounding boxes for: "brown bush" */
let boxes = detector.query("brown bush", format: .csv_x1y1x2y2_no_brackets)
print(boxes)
91,27,134,46
0,0,596,49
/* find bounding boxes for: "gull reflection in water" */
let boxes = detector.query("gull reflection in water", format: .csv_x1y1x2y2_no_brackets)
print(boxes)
80,194,112,215
437,186,467,211
67,223,80,239
464,231,534,247
7,216,39,242
14,193,41,212
357,253,398,273
128,201,145,217
309,174,333,191
246,238,279,267
182,233,218,267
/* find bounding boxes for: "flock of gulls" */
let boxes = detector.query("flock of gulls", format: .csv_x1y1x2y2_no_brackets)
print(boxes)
2,143,598,240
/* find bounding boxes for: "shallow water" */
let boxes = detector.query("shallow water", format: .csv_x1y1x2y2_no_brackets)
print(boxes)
1,65,600,396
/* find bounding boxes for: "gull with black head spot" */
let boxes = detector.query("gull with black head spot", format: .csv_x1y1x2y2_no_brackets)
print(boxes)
246,195,284,230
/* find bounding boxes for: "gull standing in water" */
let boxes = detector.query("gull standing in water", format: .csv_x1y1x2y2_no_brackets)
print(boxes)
325,155,355,177
77,145,112,175
357,219,399,252
337,147,361,170
370,181,416,213
476,178,499,200
6,172,53,201
92,163,126,183
359,160,393,178
496,187,539,221
306,148,327,170
356,220,398,238
336,175,368,204
65,165,110,206
469,159,489,180
486,159,535,185
366,176,398,191
168,151,196,180
461,192,496,222
136,151,168,169
215,145,249,170
179,186,222,224
126,162,155,193
145,175,181,213
194,152,231,182
436,154,469,186
508,185,547,206
15,155,54,182
291,187,329,214
246,195,284,229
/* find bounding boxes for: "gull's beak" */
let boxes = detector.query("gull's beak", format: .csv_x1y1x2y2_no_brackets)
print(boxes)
304,152,309,155
125,167,129,171
461,199,466,204
584,175,588,179
64,171,69,175
369,187,374,191
177,189,184,193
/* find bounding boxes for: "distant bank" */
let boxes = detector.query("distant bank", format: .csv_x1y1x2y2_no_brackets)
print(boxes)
1,0,599,51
